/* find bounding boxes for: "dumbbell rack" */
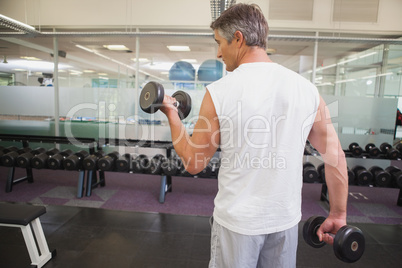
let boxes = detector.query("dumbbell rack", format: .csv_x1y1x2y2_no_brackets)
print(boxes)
304,142,402,207
0,134,97,197
96,138,177,203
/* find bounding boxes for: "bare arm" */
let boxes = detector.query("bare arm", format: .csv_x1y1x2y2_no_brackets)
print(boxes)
307,96,348,245
160,90,220,174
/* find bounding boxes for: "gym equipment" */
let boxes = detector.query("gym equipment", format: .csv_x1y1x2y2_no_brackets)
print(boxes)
144,154,165,175
115,154,132,172
1,148,31,167
16,147,46,168
47,149,74,170
2,146,19,154
352,166,373,186
0,146,19,163
364,143,380,158
369,166,392,187
63,150,90,171
31,148,60,169
161,156,181,176
348,142,363,157
380,142,399,160
139,81,192,120
197,59,224,82
169,61,195,81
385,166,402,189
395,143,402,155
0,203,57,268
83,151,105,170
303,162,319,183
98,151,120,171
132,154,150,173
303,216,365,263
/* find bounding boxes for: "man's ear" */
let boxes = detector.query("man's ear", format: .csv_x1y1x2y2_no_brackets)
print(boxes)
234,31,244,47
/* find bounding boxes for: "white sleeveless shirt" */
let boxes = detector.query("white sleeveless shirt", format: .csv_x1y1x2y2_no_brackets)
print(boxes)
207,62,319,235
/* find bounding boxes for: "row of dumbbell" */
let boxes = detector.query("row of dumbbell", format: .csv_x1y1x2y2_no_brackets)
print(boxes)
303,162,402,189
346,142,402,160
305,142,402,160
0,146,220,178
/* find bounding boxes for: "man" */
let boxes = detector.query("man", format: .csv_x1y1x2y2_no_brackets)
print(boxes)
160,3,348,267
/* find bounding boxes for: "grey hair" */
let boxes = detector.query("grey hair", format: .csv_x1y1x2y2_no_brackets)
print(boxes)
210,3,269,49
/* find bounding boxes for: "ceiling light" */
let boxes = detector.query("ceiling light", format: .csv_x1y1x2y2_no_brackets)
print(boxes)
131,58,149,62
20,56,41,61
98,73,108,76
149,62,174,70
12,69,26,71
83,70,95,73
180,59,197,63
167,46,190,52
103,45,130,51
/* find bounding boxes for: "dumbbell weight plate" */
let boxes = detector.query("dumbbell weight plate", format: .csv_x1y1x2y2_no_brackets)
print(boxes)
140,81,165,114
172,91,192,120
303,216,326,248
333,226,365,263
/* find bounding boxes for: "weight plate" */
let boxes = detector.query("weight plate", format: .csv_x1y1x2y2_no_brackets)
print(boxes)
380,142,391,153
172,90,192,120
140,82,165,114
349,142,359,152
364,143,375,152
303,216,326,248
333,226,365,263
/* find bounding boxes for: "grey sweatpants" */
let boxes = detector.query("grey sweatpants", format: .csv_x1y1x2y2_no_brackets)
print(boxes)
209,219,298,268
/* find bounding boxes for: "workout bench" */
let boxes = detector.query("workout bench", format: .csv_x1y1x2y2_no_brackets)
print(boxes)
0,203,56,268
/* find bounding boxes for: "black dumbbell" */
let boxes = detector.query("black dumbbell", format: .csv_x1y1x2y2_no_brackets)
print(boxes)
1,147,31,167
352,166,373,186
0,146,21,165
369,166,392,188
303,216,365,263
364,143,380,158
115,154,132,172
348,142,363,157
16,147,47,168
83,151,105,170
303,162,320,183
139,81,192,120
132,154,150,173
385,166,402,189
198,157,221,178
380,142,399,160
395,143,402,155
143,154,165,175
161,156,180,176
98,151,120,171
31,148,60,169
63,150,90,171
47,149,74,170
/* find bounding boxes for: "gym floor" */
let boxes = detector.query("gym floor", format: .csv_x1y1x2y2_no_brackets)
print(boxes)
0,205,401,268
0,167,402,267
